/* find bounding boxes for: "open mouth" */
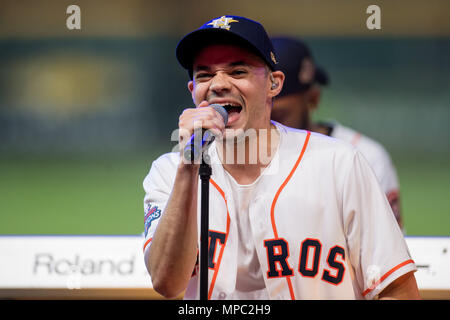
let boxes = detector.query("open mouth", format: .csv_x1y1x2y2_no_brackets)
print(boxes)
221,104,242,124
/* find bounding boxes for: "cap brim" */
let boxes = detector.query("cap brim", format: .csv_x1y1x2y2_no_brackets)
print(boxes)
314,66,329,86
176,28,273,76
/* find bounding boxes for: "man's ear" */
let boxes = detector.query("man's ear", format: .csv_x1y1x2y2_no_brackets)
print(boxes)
188,80,195,102
268,71,285,98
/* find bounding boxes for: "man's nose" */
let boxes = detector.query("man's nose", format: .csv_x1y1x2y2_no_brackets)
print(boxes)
209,72,232,94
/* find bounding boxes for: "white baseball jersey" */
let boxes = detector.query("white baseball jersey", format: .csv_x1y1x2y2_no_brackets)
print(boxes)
328,121,401,223
142,121,416,300
329,121,399,196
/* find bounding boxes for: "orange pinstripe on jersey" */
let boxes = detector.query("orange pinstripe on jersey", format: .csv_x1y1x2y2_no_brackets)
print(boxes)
208,178,231,300
270,131,311,300
362,259,415,297
143,237,152,252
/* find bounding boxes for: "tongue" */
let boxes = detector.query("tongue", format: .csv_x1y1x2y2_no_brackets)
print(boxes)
227,109,241,124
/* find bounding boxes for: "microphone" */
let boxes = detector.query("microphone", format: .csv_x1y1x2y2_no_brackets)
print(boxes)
183,104,228,162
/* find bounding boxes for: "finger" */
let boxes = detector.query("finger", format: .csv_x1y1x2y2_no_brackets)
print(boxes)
193,114,225,132
179,106,225,134
206,128,224,141
197,102,226,124
193,108,225,127
197,100,209,108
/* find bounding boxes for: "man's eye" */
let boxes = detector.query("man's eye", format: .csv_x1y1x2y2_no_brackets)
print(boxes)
231,69,246,75
195,73,211,80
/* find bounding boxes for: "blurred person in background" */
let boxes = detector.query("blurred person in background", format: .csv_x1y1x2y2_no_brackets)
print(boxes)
271,37,404,229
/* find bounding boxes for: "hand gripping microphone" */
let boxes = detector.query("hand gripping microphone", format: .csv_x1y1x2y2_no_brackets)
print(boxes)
183,104,228,163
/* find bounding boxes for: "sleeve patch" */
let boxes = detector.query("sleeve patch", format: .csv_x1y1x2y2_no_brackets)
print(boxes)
144,204,162,237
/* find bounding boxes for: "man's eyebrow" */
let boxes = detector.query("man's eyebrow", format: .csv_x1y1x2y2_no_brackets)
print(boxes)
229,61,250,67
194,65,210,72
194,61,251,72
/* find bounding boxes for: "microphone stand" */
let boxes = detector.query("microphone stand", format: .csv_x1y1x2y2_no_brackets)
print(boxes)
199,152,211,300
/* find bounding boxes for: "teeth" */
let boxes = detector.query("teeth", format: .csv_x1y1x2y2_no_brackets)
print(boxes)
221,104,241,108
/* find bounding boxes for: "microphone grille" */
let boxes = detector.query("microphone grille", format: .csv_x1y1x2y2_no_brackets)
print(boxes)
210,104,228,125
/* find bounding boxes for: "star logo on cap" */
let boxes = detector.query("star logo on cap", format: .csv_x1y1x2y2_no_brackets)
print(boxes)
207,16,239,30
270,51,278,64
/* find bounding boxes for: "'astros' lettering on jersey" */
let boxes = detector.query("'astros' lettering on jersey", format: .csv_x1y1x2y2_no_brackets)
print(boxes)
143,121,415,300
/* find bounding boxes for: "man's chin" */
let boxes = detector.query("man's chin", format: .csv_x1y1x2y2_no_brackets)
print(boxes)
221,126,261,145
217,127,244,143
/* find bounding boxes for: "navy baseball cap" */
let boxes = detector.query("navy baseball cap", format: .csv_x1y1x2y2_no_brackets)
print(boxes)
314,65,330,86
176,15,278,79
271,37,319,97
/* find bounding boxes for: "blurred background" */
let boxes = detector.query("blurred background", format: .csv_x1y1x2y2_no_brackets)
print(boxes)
0,0,449,236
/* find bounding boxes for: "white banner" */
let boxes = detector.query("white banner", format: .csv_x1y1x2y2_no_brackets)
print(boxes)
0,235,448,291
0,235,151,289
405,236,450,290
